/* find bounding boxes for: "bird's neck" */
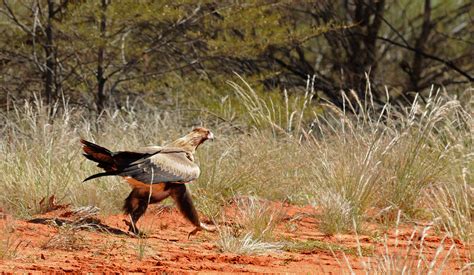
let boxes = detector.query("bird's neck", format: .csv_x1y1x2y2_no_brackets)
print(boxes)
166,136,202,154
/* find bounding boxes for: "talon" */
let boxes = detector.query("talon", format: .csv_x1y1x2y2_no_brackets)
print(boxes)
123,219,132,228
187,227,201,239
123,219,141,235
187,223,216,239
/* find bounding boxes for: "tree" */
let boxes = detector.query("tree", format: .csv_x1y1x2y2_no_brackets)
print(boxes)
1,0,471,111
1,0,70,105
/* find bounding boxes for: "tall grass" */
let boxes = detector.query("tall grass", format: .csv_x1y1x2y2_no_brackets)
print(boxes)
339,217,471,274
230,78,472,241
0,80,471,246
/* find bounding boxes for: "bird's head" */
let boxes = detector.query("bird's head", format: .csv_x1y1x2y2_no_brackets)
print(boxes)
168,127,214,153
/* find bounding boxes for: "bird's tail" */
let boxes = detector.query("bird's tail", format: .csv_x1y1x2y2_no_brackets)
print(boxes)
80,139,118,181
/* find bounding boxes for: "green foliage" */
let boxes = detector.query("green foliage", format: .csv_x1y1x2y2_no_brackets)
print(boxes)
2,0,470,112
0,0,343,106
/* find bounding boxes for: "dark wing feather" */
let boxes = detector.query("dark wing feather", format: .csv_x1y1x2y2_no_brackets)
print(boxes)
83,171,118,182
112,151,155,168
81,139,114,167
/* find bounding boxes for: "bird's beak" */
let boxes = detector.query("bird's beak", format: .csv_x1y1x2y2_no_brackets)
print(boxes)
207,132,214,140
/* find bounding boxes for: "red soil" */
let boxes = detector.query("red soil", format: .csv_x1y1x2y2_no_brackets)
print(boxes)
0,203,471,273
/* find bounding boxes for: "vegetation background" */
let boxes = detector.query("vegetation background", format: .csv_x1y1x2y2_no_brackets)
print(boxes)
0,0,472,270
0,0,471,109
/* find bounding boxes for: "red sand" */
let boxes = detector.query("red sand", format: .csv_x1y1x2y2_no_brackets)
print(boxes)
0,203,471,273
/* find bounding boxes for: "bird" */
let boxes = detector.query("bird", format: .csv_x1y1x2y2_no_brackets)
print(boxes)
80,127,215,237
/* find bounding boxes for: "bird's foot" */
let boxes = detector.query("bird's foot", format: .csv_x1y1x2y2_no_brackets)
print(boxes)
187,227,200,239
123,219,146,237
187,222,217,239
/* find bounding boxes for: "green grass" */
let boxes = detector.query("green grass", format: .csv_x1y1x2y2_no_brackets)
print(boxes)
134,236,152,260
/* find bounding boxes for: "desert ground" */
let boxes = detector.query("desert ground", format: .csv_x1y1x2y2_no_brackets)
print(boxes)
0,198,471,273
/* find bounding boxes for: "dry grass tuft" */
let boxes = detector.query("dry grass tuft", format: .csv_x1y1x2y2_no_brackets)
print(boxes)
134,236,153,260
40,214,107,251
42,222,88,251
234,196,284,241
338,217,471,274
217,229,284,255
0,222,23,260
216,196,284,254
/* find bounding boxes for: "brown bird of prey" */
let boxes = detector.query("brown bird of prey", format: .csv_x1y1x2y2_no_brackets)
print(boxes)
81,127,215,237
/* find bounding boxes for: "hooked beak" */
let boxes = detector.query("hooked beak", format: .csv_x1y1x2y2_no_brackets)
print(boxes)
207,131,214,140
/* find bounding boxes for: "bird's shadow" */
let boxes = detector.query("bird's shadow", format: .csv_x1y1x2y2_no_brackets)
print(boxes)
28,217,133,237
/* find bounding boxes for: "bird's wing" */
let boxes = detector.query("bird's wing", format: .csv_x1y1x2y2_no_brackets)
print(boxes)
118,148,199,184
134,146,163,154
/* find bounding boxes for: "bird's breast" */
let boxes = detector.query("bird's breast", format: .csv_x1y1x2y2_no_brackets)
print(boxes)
123,176,166,193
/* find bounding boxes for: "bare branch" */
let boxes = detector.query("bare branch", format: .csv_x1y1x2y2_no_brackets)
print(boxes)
373,35,473,82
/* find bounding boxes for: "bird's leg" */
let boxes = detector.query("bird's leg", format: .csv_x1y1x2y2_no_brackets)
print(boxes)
168,183,216,238
123,214,138,235
123,189,149,235
124,186,172,236
129,199,149,235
